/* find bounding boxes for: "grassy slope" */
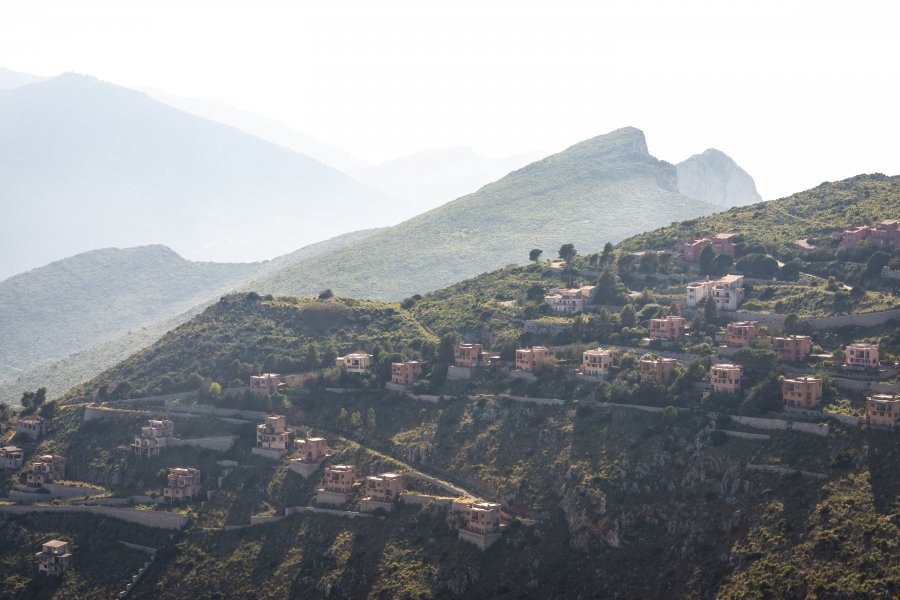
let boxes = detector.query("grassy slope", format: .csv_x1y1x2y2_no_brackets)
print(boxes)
0,228,381,406
61,294,438,402
249,127,717,301
618,173,900,254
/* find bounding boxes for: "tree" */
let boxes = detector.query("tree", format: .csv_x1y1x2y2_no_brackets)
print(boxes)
698,245,716,275
777,261,801,281
620,304,636,327
350,411,363,428
595,268,627,305
600,242,614,266
367,407,376,429
529,248,543,263
704,296,718,326
338,407,349,426
866,251,890,277
318,289,334,300
713,253,733,275
558,243,577,263
638,252,658,274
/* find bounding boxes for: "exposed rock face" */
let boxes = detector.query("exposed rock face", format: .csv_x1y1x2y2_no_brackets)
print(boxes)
677,148,762,208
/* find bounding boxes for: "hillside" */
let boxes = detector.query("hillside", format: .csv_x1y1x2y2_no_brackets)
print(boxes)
619,173,900,255
0,245,258,380
0,74,403,278
248,127,724,300
0,228,381,405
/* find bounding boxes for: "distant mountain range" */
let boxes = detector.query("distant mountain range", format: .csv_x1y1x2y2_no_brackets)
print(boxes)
0,73,404,279
141,86,543,212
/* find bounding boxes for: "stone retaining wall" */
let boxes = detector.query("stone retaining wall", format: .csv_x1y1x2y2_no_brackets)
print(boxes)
446,366,473,380
284,505,375,519
163,400,264,421
729,415,829,437
170,436,238,452
808,308,900,331
0,505,188,529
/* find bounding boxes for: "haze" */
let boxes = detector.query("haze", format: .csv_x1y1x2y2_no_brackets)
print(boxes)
2,0,898,201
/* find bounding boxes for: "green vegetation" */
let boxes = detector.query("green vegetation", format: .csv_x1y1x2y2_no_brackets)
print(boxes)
246,127,719,300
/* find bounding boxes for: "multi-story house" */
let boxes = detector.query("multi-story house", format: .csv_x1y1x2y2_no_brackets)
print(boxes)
648,316,687,341
294,436,329,463
711,275,744,311
37,540,72,577
459,501,503,550
582,348,613,377
772,335,812,362
364,472,405,502
543,285,597,315
865,393,900,428
842,220,900,249
782,376,823,409
256,415,289,452
0,445,23,469
454,343,484,367
725,321,760,347
131,419,175,458
686,279,714,307
163,467,201,503
27,455,65,488
16,416,46,440
683,233,737,260
391,361,422,385
639,355,677,384
250,373,285,396
709,364,742,394
335,352,373,373
515,347,551,372
844,343,879,368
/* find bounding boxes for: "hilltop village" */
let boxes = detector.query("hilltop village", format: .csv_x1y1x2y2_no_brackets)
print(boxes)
0,202,898,598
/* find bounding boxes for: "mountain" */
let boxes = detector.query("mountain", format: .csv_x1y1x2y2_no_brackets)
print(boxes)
352,147,545,212
0,245,258,381
0,74,404,279
676,148,762,208
140,86,370,175
247,127,723,300
0,67,45,90
0,227,381,405
143,86,543,213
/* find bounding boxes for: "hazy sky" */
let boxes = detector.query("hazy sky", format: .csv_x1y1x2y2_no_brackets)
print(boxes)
1,0,898,199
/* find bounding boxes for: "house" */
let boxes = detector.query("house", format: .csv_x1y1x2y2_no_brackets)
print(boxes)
37,540,72,577
845,343,879,368
391,361,422,385
289,436,329,477
335,352,373,374
316,465,357,506
515,347,551,372
250,373,286,396
710,233,738,257
865,393,900,428
16,416,46,440
711,275,744,311
256,414,289,454
710,364,742,394
360,472,406,513
870,220,900,248
27,455,65,488
683,237,710,261
725,321,760,347
640,355,677,384
459,501,503,550
648,316,687,341
163,467,201,503
842,220,900,249
782,376,823,409
683,233,737,261
294,436,328,463
454,343,483,367
131,419,174,458
543,285,597,315
772,335,812,362
685,279,714,307
582,348,613,377
0,446,23,469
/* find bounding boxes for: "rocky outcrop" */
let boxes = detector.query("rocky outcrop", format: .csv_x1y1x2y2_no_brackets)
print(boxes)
677,148,762,208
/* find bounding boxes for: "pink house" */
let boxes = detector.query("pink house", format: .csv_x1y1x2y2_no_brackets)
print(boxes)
683,238,710,261
772,335,811,362
648,316,687,341
725,321,760,347
515,347,551,372
782,376,823,409
454,344,483,367
845,343,879,368
250,373,285,396
391,361,422,385
710,364,742,394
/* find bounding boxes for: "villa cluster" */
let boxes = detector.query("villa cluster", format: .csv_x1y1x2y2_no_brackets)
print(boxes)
683,233,738,261
841,220,900,249
686,274,744,311
543,285,597,315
